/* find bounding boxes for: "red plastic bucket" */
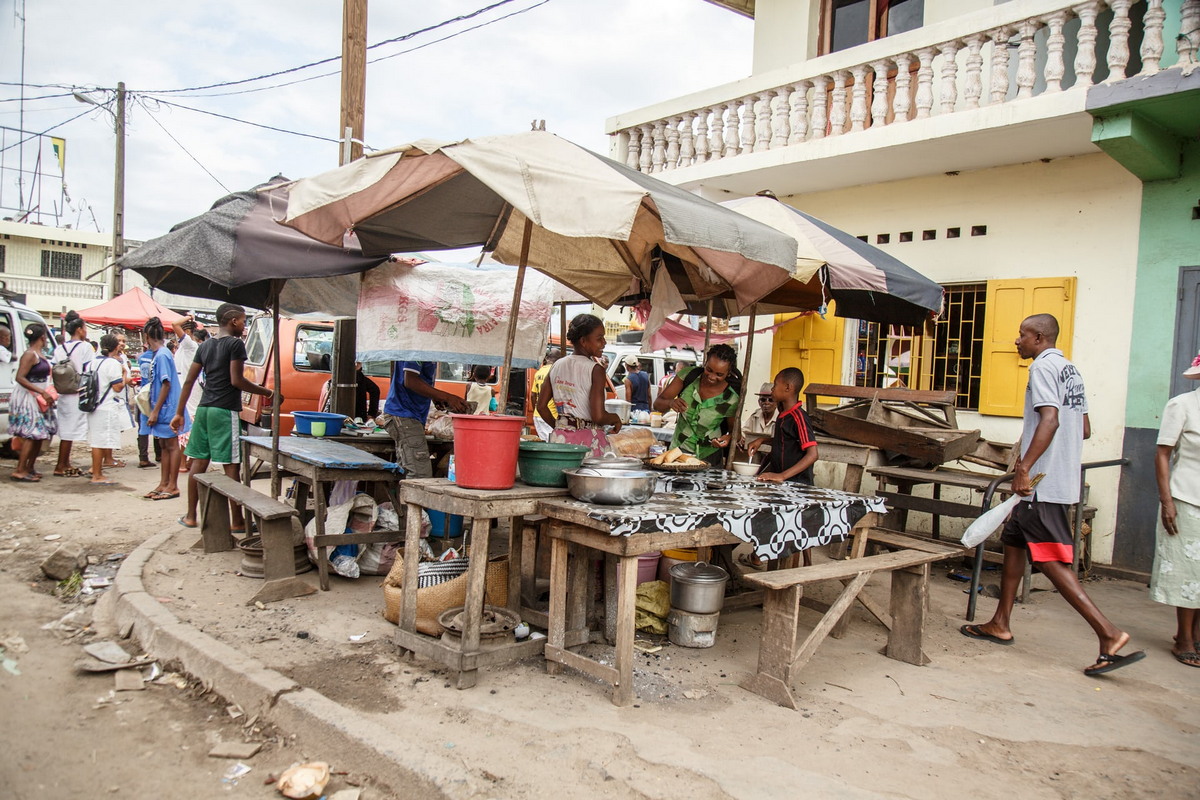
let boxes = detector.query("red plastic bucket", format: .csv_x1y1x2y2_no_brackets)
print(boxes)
450,414,524,490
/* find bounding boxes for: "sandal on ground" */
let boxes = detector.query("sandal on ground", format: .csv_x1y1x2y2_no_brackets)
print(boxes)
53,466,85,477
150,491,180,500
143,490,164,499
89,479,119,486
959,624,1015,646
177,517,198,529
1172,651,1200,668
1084,650,1146,675
10,474,40,483
137,461,157,469
737,552,766,571
104,460,127,469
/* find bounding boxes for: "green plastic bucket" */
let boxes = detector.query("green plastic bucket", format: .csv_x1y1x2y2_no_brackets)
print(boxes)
518,441,590,487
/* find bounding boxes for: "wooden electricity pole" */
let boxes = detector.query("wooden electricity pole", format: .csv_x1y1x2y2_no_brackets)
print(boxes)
332,0,367,418
111,82,126,299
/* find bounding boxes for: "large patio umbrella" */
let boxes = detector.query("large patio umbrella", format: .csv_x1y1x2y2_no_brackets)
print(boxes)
118,176,388,311
78,286,186,329
716,194,944,327
278,130,800,401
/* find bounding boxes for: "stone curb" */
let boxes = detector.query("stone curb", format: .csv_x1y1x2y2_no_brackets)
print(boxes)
111,529,459,798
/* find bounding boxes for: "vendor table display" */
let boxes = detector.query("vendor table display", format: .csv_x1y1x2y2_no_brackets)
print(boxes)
241,436,404,590
396,478,569,689
537,478,885,705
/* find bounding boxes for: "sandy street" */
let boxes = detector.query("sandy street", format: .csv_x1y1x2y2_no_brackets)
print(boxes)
1,432,1198,799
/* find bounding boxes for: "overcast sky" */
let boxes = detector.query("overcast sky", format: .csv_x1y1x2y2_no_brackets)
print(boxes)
1,0,752,243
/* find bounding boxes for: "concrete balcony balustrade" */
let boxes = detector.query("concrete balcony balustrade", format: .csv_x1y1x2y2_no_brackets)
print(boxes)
607,0,1199,196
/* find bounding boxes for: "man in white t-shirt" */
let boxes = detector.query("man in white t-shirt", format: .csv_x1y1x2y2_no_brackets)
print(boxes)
0,324,12,363
960,313,1144,676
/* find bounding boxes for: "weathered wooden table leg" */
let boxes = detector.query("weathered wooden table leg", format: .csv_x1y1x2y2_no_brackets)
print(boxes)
456,516,492,689
506,515,522,616
567,544,589,644
198,484,233,553
612,554,639,707
545,533,569,676
740,585,803,710
250,516,317,604
831,514,878,639
603,553,618,644
397,501,424,646
886,562,931,665
312,480,331,591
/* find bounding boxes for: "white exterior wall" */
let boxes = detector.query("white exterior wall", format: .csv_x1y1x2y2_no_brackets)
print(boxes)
0,220,112,317
736,153,1141,561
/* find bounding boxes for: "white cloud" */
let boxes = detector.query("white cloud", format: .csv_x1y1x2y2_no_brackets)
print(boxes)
2,0,751,240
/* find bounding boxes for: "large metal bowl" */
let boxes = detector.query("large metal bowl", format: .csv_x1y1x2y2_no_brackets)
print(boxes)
563,468,657,506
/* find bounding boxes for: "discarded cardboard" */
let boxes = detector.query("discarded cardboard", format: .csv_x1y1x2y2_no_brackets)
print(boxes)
114,669,145,692
207,741,263,759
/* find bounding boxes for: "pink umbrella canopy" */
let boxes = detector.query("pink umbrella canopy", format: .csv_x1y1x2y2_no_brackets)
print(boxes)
78,286,185,330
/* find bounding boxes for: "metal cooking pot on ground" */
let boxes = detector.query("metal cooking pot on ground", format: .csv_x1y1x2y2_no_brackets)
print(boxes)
563,468,657,505
669,561,729,614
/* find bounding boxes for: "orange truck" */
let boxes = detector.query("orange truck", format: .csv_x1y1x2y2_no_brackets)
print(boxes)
238,315,532,434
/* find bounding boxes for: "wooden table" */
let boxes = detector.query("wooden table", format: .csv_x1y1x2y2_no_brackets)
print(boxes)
395,478,569,689
280,433,453,473
240,436,404,590
538,480,886,706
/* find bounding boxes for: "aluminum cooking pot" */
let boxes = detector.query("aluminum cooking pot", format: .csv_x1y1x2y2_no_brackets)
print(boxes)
563,468,657,505
669,561,729,614
581,453,645,471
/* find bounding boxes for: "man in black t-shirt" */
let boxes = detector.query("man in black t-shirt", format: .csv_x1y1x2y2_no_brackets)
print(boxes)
172,303,273,531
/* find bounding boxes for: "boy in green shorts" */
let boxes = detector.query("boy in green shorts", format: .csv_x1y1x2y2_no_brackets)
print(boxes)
172,303,273,531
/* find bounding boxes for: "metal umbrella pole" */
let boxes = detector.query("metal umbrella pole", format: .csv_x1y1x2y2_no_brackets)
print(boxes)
270,280,283,499
497,218,534,410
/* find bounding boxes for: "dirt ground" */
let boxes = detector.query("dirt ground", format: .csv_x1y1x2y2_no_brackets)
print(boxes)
2,432,1198,799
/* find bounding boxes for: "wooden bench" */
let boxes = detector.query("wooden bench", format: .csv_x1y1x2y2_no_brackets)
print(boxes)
739,530,964,710
194,472,316,605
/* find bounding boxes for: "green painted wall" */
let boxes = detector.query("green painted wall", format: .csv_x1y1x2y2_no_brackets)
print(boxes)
1124,138,1200,429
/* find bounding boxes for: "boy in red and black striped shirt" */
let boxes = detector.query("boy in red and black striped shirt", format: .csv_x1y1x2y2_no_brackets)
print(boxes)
749,367,819,484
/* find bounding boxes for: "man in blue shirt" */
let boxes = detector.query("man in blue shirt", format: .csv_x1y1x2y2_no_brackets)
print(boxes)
379,361,466,478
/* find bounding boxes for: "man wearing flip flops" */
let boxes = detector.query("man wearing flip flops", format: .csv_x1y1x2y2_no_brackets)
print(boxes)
960,314,1145,676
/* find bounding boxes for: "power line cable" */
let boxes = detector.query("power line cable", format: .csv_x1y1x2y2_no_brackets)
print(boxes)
137,0,524,95
136,97,232,193
0,91,76,103
151,98,345,146
0,107,94,155
157,0,551,100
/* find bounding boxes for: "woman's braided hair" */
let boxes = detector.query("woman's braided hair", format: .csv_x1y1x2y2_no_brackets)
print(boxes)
143,316,165,342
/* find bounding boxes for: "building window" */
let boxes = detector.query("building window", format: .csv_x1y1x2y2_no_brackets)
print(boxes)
852,283,986,410
0,243,6,273
823,0,924,54
40,250,83,281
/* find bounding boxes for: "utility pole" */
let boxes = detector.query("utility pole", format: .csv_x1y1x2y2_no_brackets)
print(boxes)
111,81,126,299
332,0,367,418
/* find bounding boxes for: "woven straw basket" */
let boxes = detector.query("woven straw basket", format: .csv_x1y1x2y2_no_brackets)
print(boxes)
383,553,509,635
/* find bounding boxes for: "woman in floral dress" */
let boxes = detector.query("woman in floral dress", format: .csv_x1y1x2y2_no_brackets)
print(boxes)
9,323,57,481
1152,351,1200,667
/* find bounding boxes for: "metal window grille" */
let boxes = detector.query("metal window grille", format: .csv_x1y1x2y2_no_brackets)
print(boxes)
39,249,83,280
0,243,5,272
852,283,986,409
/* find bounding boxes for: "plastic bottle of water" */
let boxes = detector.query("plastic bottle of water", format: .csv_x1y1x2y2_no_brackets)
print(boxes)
447,455,456,483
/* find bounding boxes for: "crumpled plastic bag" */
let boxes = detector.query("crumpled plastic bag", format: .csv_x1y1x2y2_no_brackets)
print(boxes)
426,409,455,439
305,493,377,578
635,580,671,634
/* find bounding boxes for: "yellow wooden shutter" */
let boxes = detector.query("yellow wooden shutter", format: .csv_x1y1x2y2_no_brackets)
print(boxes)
772,304,845,402
978,277,1077,417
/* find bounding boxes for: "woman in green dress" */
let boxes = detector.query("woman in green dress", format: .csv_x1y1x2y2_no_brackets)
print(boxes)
654,344,740,466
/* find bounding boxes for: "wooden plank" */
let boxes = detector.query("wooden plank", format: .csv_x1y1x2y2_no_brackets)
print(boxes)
869,465,1010,492
567,544,589,642
741,585,803,710
866,527,965,555
612,555,639,706
195,473,296,520
887,563,931,665
520,520,540,608
809,409,980,465
877,490,992,520
742,548,955,589
198,481,234,554
398,502,424,635
791,571,873,673
540,515,737,555
506,515,523,617
544,645,619,686
804,384,958,406
545,532,569,676
457,516,492,688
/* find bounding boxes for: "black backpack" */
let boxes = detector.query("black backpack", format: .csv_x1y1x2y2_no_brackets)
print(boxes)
77,356,112,413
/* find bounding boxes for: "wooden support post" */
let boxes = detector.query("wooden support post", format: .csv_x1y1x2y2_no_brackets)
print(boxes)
497,219,533,409
198,484,233,553
727,303,757,470
740,585,804,710
887,563,931,665
545,535,569,676
612,555,639,706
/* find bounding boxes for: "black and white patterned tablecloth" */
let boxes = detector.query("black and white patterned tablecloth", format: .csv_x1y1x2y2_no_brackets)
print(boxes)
565,476,887,560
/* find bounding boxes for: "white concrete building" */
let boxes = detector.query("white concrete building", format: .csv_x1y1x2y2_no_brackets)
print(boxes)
606,0,1200,571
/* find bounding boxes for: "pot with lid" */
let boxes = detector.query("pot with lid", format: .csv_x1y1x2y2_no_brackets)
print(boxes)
668,561,729,614
581,453,645,471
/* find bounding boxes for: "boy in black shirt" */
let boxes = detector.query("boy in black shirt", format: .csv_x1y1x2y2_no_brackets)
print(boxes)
751,367,819,484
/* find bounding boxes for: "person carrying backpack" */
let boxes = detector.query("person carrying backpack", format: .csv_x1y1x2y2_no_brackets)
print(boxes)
51,311,95,477
83,334,131,486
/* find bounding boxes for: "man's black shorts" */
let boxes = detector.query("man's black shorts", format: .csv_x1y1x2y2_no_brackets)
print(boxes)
999,497,1074,564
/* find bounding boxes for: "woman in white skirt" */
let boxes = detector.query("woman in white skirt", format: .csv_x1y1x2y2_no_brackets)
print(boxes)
85,334,131,486
1152,351,1200,668
51,311,95,476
